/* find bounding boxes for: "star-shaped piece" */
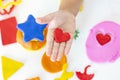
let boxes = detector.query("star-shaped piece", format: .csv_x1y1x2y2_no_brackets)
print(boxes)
17,15,47,42
54,63,74,80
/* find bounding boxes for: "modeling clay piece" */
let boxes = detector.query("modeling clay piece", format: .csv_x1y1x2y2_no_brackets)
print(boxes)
96,33,111,45
1,56,24,80
0,0,22,9
17,15,47,42
41,53,67,73
54,63,74,80
86,21,120,62
79,0,83,11
76,65,94,80
80,5,83,11
0,4,15,15
16,28,48,50
0,17,17,45
26,77,40,80
54,28,70,43
0,0,16,15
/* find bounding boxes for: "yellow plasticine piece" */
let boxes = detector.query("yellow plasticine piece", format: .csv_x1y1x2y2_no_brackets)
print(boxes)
1,56,24,80
80,0,84,12
54,63,74,80
80,5,83,11
0,0,22,9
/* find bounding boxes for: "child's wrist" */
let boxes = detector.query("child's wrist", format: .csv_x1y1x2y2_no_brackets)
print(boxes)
59,8,78,17
59,0,83,16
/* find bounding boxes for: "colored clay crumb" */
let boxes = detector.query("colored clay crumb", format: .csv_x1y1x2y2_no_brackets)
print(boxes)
54,63,74,80
41,52,67,73
26,77,40,80
74,29,80,40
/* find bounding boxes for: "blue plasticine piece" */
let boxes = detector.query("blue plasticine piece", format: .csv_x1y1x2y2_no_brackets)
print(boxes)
17,15,47,42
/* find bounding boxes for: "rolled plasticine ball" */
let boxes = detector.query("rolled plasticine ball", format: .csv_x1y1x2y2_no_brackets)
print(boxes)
86,21,120,63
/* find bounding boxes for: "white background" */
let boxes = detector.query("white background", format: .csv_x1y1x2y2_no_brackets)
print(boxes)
0,0,120,80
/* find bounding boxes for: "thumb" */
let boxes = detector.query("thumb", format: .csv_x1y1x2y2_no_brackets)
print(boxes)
36,13,55,24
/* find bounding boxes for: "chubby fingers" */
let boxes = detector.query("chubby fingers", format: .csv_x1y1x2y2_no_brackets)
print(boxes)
46,29,54,57
50,41,66,62
64,39,73,55
64,34,74,55
46,30,64,62
50,41,60,61
57,42,65,61
51,38,73,62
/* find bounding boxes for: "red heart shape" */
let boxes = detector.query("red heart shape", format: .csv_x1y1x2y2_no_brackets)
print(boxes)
96,33,111,45
54,28,70,43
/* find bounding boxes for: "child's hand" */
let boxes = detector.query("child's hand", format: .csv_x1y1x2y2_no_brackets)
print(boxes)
37,10,76,62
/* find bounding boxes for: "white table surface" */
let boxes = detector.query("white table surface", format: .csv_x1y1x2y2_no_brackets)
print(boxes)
0,0,120,80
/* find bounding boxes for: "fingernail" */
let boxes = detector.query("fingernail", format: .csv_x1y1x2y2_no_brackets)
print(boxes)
50,55,57,62
56,57,61,61
46,50,51,56
46,52,50,57
51,58,55,62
